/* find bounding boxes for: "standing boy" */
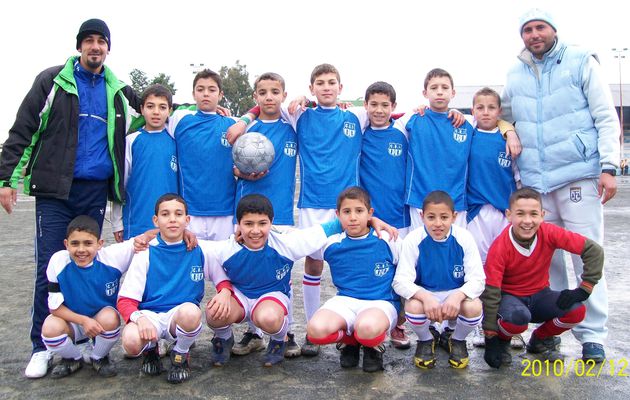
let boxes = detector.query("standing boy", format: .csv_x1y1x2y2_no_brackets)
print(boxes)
42,215,137,378
168,69,237,241
393,191,484,369
481,188,604,368
306,187,402,372
111,84,178,241
117,193,234,384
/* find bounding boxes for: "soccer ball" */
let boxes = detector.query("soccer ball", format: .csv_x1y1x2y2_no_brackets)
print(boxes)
232,132,275,174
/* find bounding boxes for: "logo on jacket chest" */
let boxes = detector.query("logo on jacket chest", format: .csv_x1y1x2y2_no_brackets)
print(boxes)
190,265,204,282
105,281,118,297
284,141,297,157
497,152,512,168
452,127,468,143
374,261,392,277
276,264,290,280
343,122,356,138
388,143,403,157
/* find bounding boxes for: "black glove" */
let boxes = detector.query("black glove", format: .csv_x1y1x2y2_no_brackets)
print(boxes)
556,288,590,310
484,335,503,369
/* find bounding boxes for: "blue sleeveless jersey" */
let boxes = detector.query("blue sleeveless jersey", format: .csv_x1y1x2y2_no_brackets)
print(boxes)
414,227,466,292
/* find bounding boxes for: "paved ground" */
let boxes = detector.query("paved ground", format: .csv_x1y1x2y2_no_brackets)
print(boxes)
1,179,629,399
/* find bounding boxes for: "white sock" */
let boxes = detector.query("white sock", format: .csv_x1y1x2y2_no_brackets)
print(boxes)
212,325,233,340
303,274,321,322
92,327,120,360
265,317,289,342
405,313,433,341
43,334,81,360
452,314,483,341
173,323,202,354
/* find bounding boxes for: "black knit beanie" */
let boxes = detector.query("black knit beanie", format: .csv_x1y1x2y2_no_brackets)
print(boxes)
76,18,110,50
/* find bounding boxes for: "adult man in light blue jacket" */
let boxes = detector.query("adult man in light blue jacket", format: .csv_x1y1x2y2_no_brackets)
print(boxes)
501,8,620,363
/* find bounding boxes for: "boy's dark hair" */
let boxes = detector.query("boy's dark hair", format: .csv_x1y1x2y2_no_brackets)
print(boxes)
422,190,455,212
473,87,501,108
236,194,274,222
509,187,542,208
424,68,454,90
364,81,396,104
141,84,173,108
66,215,101,239
310,63,340,85
336,186,371,210
193,69,222,91
254,72,286,91
154,193,188,215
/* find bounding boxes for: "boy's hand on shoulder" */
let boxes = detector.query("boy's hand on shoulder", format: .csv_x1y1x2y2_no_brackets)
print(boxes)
447,109,465,127
216,105,232,117
369,216,398,241
505,130,522,158
81,317,104,338
134,230,157,253
413,104,428,116
136,316,158,343
206,289,232,321
183,229,198,251
288,96,309,114
113,231,124,243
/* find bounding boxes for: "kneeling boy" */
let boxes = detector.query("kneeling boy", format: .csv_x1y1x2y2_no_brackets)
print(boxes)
481,188,604,368
42,216,137,378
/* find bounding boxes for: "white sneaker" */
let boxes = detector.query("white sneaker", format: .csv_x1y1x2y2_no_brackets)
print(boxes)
510,334,526,349
471,325,485,348
77,340,94,364
25,350,53,378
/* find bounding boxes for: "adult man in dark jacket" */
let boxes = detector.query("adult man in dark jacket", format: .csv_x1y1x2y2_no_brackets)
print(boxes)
0,18,141,378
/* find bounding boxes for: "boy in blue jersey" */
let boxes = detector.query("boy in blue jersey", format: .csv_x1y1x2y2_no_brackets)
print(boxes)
228,64,366,356
111,84,178,242
306,187,402,373
393,191,484,369
231,72,300,358
205,194,347,367
42,215,137,378
117,193,234,384
359,81,411,350
167,69,237,241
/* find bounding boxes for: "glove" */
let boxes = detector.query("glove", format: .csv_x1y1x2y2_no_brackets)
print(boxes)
556,288,590,310
484,335,503,369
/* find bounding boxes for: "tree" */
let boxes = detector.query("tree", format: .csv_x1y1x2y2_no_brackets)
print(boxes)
219,60,255,116
129,69,177,95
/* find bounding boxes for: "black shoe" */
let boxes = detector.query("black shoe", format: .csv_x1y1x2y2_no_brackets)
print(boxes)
336,343,360,368
167,350,190,384
263,340,287,367
413,339,436,369
284,332,301,358
211,335,235,366
527,335,564,361
51,358,83,379
447,338,469,369
429,325,440,342
438,327,454,352
362,345,385,372
141,346,163,376
301,335,320,357
499,339,513,366
91,355,117,377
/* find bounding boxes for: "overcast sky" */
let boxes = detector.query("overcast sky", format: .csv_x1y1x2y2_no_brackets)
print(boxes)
0,0,627,143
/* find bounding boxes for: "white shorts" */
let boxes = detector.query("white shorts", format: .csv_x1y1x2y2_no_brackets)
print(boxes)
232,287,290,324
139,303,197,341
466,204,509,265
188,215,234,240
410,207,467,231
298,208,336,229
320,295,398,335
69,306,121,342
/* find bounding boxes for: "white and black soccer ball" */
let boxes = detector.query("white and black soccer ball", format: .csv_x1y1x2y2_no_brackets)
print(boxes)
232,132,275,174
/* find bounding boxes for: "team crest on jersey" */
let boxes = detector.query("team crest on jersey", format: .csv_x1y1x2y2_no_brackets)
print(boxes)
276,264,290,280
452,265,464,279
284,141,297,157
105,281,118,297
388,143,403,157
190,265,204,282
170,155,178,172
452,127,468,143
374,261,391,277
220,132,231,147
343,122,356,138
497,152,512,168
569,186,582,203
